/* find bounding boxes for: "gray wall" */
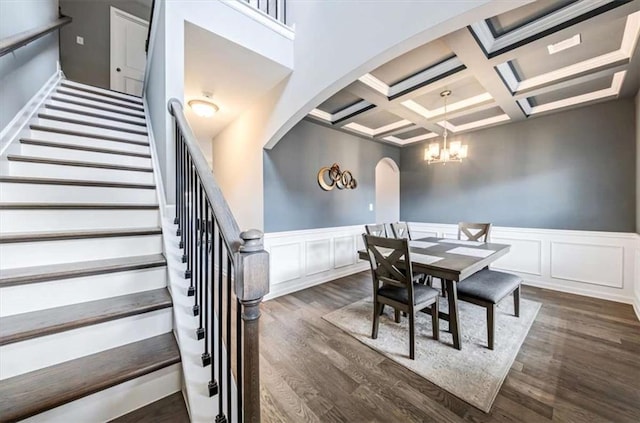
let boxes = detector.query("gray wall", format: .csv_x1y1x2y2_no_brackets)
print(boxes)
264,120,400,232
59,0,151,89
0,0,59,131
401,99,636,233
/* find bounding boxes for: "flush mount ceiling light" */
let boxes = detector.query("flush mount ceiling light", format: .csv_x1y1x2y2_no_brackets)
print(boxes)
424,90,468,165
188,98,219,118
547,34,581,55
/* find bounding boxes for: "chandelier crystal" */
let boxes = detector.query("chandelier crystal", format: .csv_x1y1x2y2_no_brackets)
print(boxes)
424,90,468,164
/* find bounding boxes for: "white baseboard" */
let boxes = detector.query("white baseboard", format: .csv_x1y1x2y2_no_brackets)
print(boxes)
142,97,168,213
0,71,61,157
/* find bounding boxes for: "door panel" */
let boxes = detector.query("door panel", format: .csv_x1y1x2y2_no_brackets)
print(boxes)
110,7,148,96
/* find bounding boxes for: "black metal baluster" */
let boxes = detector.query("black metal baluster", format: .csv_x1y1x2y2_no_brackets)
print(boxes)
179,134,185,251
226,255,232,423
195,181,204,328
185,155,193,282
208,218,219,397
193,177,202,317
202,199,212,366
215,233,226,423
174,121,180,226
236,297,243,422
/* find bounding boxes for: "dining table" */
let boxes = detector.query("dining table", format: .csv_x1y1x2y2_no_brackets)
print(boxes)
358,237,511,350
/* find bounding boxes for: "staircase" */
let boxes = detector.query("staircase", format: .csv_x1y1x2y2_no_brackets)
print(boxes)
0,80,186,422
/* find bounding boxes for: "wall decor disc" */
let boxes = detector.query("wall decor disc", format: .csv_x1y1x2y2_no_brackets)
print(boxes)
317,163,357,191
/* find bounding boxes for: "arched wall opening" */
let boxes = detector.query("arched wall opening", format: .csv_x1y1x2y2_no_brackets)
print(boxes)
375,157,400,225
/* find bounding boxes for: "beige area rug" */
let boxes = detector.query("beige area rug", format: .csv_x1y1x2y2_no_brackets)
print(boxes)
323,296,541,412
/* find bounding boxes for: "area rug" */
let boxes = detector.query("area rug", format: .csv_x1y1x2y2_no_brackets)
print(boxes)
323,296,541,412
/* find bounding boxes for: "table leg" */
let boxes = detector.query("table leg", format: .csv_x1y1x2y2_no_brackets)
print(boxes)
445,279,461,350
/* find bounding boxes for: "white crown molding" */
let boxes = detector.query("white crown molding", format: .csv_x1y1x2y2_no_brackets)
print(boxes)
358,73,390,96
309,100,373,123
384,132,438,146
343,119,412,138
402,92,493,119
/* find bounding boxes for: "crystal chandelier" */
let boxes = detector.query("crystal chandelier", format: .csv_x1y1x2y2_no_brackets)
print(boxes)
424,90,468,164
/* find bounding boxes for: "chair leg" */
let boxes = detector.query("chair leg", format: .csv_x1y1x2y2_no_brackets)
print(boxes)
372,301,382,339
409,312,415,360
431,300,439,341
426,275,433,288
514,286,521,317
487,304,495,350
394,309,401,323
379,304,385,316
441,279,447,298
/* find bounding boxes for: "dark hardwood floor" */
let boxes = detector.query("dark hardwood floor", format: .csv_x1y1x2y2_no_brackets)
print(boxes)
109,392,190,423
259,271,640,422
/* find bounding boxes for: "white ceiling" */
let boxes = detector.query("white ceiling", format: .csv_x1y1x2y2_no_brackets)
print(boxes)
307,0,640,146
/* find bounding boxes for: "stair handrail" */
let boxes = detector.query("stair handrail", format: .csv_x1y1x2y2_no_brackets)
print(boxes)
0,16,72,58
168,98,268,423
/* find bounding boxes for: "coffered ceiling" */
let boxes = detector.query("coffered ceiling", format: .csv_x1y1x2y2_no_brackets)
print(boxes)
306,0,640,146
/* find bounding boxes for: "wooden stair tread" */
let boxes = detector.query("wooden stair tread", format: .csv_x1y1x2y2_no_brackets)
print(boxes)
0,333,180,422
0,202,159,210
0,175,155,189
30,124,149,146
44,104,147,127
108,392,190,423
0,288,171,345
0,227,162,243
38,113,148,136
8,154,154,172
0,254,166,287
60,81,143,105
56,88,145,112
51,95,146,119
20,138,152,158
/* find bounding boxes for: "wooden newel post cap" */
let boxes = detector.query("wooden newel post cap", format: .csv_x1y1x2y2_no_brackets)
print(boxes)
239,229,264,252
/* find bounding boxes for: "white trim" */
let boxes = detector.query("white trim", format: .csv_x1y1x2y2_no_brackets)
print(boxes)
220,0,295,40
142,0,163,96
438,114,511,133
0,71,61,157
402,93,494,120
358,73,390,96
384,132,438,146
142,97,167,213
110,6,149,93
343,119,412,138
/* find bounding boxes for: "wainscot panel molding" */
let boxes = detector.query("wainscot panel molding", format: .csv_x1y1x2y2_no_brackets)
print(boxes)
264,225,369,300
412,222,639,307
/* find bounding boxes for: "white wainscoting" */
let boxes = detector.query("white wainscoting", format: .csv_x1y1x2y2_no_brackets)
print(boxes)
265,223,640,320
264,225,368,300
412,222,639,307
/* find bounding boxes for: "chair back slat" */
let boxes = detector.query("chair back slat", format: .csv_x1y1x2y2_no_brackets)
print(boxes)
390,222,412,240
363,234,414,300
458,222,491,242
365,223,387,238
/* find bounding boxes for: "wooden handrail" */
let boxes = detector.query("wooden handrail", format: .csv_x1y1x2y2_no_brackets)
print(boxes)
0,16,72,58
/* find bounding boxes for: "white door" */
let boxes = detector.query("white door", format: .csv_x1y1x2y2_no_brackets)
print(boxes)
375,158,400,224
110,7,148,96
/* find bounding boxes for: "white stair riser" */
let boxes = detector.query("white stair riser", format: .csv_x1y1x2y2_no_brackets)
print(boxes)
0,309,172,379
7,161,154,184
35,118,149,144
51,94,145,118
20,143,152,168
0,182,156,203
60,81,143,104
0,267,167,317
0,208,160,233
46,100,146,125
29,129,150,155
0,235,162,269
57,87,144,110
21,364,181,423
39,109,148,134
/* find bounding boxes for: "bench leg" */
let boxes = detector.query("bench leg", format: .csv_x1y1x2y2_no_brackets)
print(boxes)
514,286,521,318
487,304,495,350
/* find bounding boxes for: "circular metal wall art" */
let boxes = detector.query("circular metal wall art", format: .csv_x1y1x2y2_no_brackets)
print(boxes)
317,163,357,191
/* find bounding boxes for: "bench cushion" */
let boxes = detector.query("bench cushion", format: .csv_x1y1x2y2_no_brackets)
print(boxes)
378,283,439,305
457,269,521,304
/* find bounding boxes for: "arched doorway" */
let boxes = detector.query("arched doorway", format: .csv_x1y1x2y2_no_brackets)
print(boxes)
375,158,400,224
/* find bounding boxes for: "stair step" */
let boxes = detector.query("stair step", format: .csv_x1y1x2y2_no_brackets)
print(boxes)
0,253,166,288
57,87,145,112
0,288,171,346
0,176,155,189
45,103,147,126
109,392,190,423
50,95,146,119
20,138,152,160
38,110,148,135
0,333,180,422
30,123,148,146
0,227,162,244
7,155,153,173
60,80,143,105
0,202,159,210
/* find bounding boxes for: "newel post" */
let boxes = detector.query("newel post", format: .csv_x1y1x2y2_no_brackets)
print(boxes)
235,229,269,423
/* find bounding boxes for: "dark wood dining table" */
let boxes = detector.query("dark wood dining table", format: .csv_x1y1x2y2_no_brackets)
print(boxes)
358,237,511,350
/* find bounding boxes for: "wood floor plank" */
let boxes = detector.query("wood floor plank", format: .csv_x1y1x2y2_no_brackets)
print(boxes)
108,392,189,423
260,271,640,422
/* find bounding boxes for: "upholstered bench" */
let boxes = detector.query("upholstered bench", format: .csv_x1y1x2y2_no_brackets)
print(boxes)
456,269,522,350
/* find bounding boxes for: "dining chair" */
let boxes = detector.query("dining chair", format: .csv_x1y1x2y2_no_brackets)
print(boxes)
458,222,492,242
365,223,388,237
391,222,430,287
363,234,440,359
454,222,521,349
